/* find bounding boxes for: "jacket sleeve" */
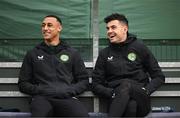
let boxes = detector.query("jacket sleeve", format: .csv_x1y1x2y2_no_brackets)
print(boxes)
92,51,113,98
71,51,89,95
18,52,41,95
142,45,165,95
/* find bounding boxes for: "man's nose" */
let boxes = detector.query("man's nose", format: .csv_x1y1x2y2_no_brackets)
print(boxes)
44,25,48,30
107,28,112,33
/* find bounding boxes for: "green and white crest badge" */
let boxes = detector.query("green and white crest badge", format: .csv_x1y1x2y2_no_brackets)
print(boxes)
127,52,136,61
60,54,69,62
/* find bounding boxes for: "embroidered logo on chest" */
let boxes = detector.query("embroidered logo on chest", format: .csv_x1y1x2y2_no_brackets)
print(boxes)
127,52,136,61
107,56,113,61
37,55,44,60
60,54,69,62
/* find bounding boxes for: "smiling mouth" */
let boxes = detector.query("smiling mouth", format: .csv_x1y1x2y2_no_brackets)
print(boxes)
110,36,115,38
43,32,51,36
108,33,116,38
109,35,116,39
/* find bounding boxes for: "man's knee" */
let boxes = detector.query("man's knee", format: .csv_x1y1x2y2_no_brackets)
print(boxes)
31,96,53,117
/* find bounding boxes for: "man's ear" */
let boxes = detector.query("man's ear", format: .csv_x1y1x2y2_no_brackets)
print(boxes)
124,25,128,32
58,25,62,32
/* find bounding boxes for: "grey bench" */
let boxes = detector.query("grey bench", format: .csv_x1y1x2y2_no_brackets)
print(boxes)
0,62,180,117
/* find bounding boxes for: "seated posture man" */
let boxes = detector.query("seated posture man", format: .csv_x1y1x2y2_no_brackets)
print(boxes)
92,13,165,117
18,15,89,117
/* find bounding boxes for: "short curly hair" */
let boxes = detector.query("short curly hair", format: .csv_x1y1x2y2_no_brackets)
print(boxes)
104,13,128,26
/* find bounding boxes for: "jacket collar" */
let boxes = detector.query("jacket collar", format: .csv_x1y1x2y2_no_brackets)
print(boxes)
109,33,137,48
36,40,69,54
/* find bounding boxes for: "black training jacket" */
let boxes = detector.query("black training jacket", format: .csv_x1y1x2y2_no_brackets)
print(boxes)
18,41,89,98
92,34,165,98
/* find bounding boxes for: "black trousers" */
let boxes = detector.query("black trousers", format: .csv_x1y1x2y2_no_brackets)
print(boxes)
31,95,89,117
108,80,151,117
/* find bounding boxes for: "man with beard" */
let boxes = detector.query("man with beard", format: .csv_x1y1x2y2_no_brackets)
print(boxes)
92,13,165,117
18,15,89,117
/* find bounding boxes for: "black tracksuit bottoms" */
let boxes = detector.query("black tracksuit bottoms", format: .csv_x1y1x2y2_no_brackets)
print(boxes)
108,80,151,117
30,95,89,117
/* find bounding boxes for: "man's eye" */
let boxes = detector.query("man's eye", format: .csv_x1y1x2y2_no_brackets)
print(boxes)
112,26,116,29
42,24,45,27
48,24,53,27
